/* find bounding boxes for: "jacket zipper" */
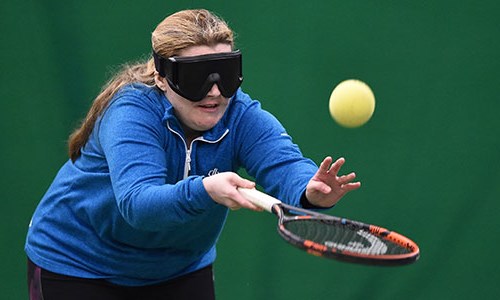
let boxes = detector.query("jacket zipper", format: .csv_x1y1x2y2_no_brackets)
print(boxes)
185,129,229,178
167,121,229,179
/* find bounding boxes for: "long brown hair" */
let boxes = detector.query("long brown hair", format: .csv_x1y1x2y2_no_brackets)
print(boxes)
68,9,234,161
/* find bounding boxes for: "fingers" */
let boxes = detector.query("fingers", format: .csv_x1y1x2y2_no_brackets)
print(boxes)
309,175,360,195
317,156,346,179
335,168,361,192
341,181,362,191
319,156,334,174
309,156,361,195
230,176,262,211
327,157,345,176
337,172,357,184
230,188,263,211
235,177,256,189
203,172,262,212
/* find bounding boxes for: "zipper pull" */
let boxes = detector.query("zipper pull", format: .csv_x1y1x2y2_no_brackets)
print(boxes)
184,149,191,178
186,149,191,171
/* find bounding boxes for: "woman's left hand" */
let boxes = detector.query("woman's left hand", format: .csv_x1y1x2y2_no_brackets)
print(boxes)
305,156,361,207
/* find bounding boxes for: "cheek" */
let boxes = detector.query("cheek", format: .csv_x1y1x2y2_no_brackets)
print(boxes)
166,90,189,111
171,102,193,124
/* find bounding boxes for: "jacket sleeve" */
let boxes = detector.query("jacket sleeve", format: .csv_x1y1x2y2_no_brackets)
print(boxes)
97,92,217,231
234,98,319,207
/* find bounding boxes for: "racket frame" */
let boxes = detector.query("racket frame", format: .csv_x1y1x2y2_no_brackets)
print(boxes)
275,202,419,266
238,188,420,266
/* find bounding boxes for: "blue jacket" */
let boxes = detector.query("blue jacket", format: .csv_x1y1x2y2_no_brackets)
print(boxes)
25,84,318,286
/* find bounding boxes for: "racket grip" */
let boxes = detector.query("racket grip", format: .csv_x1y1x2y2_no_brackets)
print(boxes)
238,188,282,213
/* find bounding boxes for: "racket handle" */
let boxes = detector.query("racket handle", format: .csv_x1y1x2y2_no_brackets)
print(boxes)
238,188,282,213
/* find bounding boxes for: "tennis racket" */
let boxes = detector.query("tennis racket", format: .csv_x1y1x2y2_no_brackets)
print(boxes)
238,188,420,266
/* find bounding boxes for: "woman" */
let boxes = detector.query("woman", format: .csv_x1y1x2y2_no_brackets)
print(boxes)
25,9,360,300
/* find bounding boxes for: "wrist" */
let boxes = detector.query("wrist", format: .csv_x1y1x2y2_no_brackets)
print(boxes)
300,191,334,209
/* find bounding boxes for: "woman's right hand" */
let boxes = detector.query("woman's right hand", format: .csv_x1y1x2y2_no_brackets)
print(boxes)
202,172,262,211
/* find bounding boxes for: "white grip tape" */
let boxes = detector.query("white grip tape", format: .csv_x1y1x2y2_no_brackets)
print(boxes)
238,188,282,213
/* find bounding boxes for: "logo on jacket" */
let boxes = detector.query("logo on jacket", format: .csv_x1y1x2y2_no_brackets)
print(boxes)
207,168,219,176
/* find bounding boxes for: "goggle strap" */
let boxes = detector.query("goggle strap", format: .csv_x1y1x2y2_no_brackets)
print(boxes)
152,51,167,77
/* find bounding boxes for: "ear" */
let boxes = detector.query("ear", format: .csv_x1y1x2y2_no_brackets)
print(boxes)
154,74,169,92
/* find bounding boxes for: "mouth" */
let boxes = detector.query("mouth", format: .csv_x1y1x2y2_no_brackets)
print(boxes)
198,103,218,109
196,102,221,114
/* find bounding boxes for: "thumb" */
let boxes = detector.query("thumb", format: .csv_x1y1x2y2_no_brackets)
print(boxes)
307,179,331,194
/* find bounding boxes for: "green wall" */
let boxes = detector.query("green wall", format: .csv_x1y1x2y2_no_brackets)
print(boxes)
2,1,499,299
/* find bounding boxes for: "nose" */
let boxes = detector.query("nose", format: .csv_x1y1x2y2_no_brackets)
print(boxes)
206,83,222,98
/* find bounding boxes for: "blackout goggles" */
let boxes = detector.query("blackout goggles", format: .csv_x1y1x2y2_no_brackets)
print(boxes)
153,50,243,102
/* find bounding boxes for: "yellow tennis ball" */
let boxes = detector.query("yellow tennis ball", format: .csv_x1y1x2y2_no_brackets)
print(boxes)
329,79,375,128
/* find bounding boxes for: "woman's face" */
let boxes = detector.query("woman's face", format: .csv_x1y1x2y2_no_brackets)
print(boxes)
156,44,233,137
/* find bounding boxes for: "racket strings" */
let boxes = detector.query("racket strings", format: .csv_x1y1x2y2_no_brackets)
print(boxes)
283,219,410,255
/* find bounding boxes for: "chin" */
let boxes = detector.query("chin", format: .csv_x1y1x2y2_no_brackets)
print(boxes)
198,123,219,131
196,116,223,130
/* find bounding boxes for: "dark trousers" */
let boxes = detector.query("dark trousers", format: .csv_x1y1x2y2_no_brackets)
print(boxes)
27,259,216,300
